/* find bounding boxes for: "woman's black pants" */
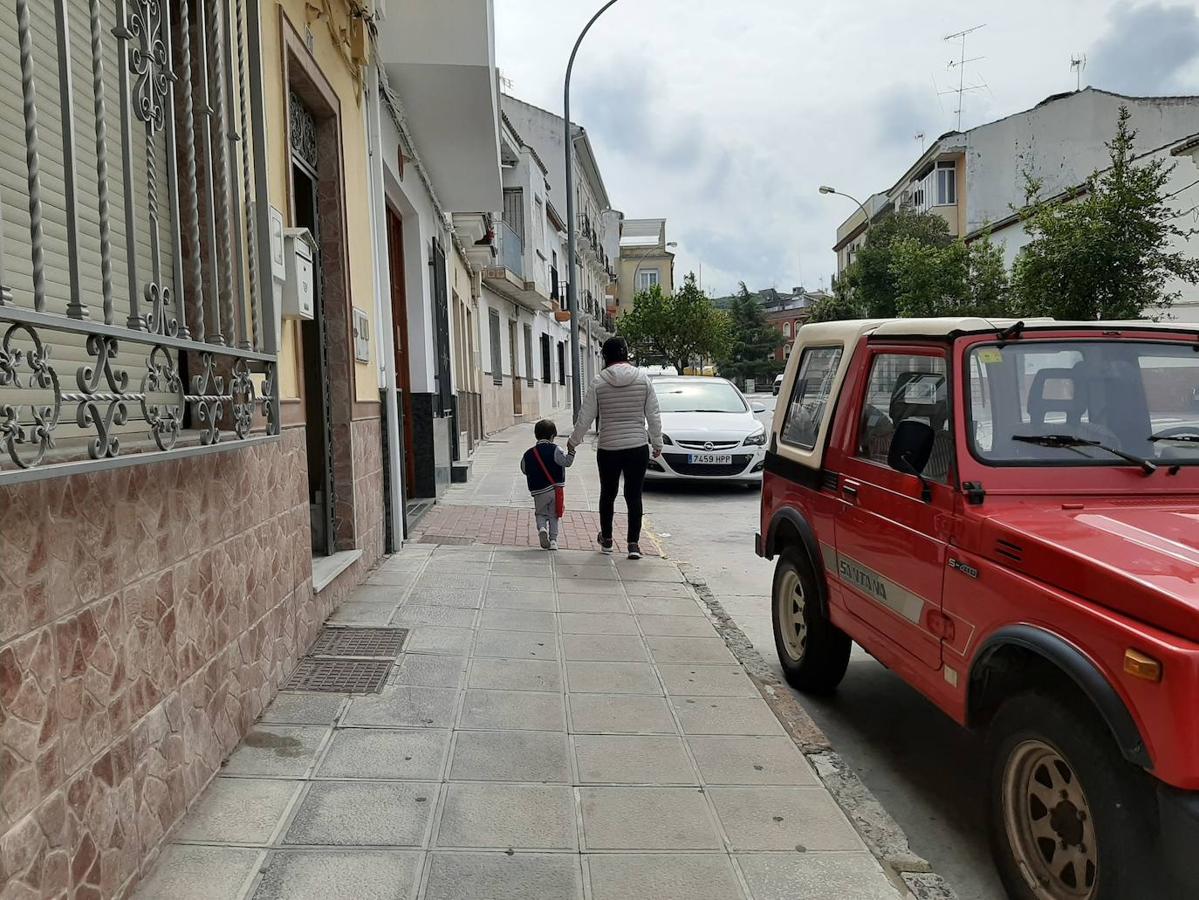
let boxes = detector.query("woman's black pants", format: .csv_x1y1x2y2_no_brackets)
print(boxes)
596,445,650,543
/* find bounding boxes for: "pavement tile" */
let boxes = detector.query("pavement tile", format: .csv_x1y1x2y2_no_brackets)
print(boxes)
449,730,571,782
316,728,450,780
328,601,396,626
283,782,436,846
557,593,631,614
374,556,428,575
569,693,677,734
671,696,787,735
260,693,345,725
175,777,298,844
630,597,704,617
579,786,721,850
413,572,487,591
565,661,662,695
487,574,552,593
221,725,328,777
488,561,554,577
469,657,562,692
587,853,745,900
574,734,696,784
709,786,864,851
629,582,696,600
648,636,739,666
365,569,420,588
636,614,717,637
342,686,459,729
657,665,760,697
561,633,649,662
405,585,485,609
135,846,262,900
556,564,619,581
391,605,478,628
483,590,557,611
252,851,421,900
556,612,639,635
394,653,467,689
615,565,687,583
735,853,900,900
473,629,558,660
557,578,623,596
435,783,578,849
460,689,566,731
403,626,475,655
477,609,558,632
422,852,584,900
352,584,411,604
687,735,818,786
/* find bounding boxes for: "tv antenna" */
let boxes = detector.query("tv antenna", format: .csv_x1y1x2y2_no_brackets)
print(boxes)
1070,53,1087,91
914,131,926,152
941,24,987,131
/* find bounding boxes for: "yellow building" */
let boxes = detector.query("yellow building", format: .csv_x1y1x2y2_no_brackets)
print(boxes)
617,217,676,311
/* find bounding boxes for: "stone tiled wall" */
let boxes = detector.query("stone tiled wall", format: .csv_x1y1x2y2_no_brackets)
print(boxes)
0,430,336,899
352,416,385,567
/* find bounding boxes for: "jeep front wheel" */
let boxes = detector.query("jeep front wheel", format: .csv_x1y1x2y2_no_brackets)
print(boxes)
771,548,850,694
987,692,1154,900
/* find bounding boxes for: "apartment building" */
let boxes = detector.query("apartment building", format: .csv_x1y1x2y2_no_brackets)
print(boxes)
617,217,677,310
833,88,1199,317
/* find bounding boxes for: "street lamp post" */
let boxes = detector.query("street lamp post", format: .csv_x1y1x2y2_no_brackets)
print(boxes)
819,185,872,259
565,0,622,420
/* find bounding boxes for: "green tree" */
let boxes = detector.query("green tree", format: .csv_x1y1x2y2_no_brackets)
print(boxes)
718,283,785,381
807,274,864,323
890,232,1012,318
847,209,954,317
1012,105,1199,320
618,274,730,374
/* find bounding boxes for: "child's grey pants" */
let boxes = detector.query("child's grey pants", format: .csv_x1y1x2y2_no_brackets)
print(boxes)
533,491,560,540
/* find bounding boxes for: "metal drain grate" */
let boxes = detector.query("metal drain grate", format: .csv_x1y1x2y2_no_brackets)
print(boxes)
283,658,391,694
310,626,407,660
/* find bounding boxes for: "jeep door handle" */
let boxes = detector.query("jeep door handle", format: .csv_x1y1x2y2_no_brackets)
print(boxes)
841,480,860,500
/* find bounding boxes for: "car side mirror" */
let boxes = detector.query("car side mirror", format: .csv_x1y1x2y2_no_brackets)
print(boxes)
750,401,767,413
888,420,935,502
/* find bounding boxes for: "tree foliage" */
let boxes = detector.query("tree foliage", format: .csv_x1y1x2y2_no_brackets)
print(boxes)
891,232,1012,318
847,209,954,318
717,283,785,381
618,274,730,374
1011,106,1199,320
807,274,864,323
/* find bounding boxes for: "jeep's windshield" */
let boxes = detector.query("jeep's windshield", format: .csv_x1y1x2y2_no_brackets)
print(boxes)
967,340,1199,467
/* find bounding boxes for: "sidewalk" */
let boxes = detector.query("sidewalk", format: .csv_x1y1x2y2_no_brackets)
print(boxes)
134,423,905,899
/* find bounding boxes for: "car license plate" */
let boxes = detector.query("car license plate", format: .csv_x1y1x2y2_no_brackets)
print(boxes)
687,453,732,465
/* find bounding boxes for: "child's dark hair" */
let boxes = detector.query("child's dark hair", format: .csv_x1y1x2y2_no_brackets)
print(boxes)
534,419,557,441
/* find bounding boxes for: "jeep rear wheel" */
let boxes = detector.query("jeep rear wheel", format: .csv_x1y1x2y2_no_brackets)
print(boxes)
987,693,1154,900
772,548,850,694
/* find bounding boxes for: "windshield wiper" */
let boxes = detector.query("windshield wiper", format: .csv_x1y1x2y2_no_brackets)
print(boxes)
1012,433,1157,475
1150,432,1199,444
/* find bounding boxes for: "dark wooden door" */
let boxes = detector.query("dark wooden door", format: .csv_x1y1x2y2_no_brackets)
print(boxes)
386,207,416,492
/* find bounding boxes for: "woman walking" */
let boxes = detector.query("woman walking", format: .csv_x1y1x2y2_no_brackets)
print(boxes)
567,337,663,559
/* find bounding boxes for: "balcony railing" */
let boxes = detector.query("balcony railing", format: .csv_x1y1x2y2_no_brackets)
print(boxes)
0,0,278,485
499,221,524,279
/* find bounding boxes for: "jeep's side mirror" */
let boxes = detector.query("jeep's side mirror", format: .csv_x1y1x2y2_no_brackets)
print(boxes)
750,401,767,413
888,420,935,502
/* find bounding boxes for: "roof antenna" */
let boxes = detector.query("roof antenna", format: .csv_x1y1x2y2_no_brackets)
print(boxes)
1070,53,1087,92
914,131,926,152
941,24,987,131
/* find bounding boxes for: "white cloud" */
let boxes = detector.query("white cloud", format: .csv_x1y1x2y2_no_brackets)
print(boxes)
495,0,1192,296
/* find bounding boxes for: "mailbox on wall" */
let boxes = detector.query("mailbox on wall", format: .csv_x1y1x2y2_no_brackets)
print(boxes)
282,227,317,320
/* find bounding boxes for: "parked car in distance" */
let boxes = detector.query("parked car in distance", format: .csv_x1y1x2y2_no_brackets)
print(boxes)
773,372,785,395
758,317,1199,900
649,376,768,484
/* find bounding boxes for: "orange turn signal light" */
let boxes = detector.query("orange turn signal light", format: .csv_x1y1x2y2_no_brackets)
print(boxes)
1123,649,1162,683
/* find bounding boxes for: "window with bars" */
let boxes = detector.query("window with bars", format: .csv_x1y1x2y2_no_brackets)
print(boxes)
0,0,276,484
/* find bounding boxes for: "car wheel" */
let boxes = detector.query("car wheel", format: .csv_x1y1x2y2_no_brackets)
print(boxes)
987,692,1156,900
771,547,850,694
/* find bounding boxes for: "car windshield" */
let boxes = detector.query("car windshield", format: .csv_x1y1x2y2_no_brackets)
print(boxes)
653,380,747,413
967,340,1199,467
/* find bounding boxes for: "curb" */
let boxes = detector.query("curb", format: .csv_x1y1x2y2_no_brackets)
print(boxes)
677,563,960,900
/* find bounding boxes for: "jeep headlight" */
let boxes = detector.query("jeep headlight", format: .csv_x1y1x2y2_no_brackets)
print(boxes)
743,429,767,447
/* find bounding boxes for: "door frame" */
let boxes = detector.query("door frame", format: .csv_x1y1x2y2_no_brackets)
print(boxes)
386,205,416,493
509,319,522,416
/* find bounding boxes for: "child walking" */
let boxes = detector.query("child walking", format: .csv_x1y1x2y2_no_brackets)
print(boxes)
521,420,575,550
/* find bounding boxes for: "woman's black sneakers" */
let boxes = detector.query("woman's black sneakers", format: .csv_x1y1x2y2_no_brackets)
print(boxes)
627,542,642,560
597,532,614,554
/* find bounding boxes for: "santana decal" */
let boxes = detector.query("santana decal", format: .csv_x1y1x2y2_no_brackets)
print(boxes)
825,548,926,625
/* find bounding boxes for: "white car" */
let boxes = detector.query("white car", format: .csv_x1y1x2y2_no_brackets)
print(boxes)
648,377,769,484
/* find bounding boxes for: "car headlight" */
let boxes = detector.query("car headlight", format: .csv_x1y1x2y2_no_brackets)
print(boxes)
662,434,674,446
743,430,767,446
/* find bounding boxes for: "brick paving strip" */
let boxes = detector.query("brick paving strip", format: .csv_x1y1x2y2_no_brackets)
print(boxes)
133,543,914,900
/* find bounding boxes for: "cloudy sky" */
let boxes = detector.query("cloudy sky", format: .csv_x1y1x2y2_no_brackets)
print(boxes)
494,0,1199,297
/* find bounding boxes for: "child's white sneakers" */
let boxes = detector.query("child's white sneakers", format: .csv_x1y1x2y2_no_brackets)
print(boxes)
538,525,551,550
549,540,558,550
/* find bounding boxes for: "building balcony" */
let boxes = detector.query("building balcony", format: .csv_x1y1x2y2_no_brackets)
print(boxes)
375,0,502,212
483,223,551,312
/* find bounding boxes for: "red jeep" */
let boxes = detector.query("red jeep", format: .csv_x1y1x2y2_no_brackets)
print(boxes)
757,318,1199,900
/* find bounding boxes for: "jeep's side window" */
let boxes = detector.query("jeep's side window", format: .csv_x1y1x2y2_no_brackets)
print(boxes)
857,353,951,483
781,347,842,450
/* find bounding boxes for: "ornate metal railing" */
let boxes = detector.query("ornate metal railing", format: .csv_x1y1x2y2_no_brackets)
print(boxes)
0,0,277,485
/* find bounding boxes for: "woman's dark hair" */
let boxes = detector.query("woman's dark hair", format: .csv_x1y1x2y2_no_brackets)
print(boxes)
602,337,630,366
534,419,558,441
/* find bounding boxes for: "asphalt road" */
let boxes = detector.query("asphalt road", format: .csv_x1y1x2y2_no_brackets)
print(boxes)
643,393,1007,900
